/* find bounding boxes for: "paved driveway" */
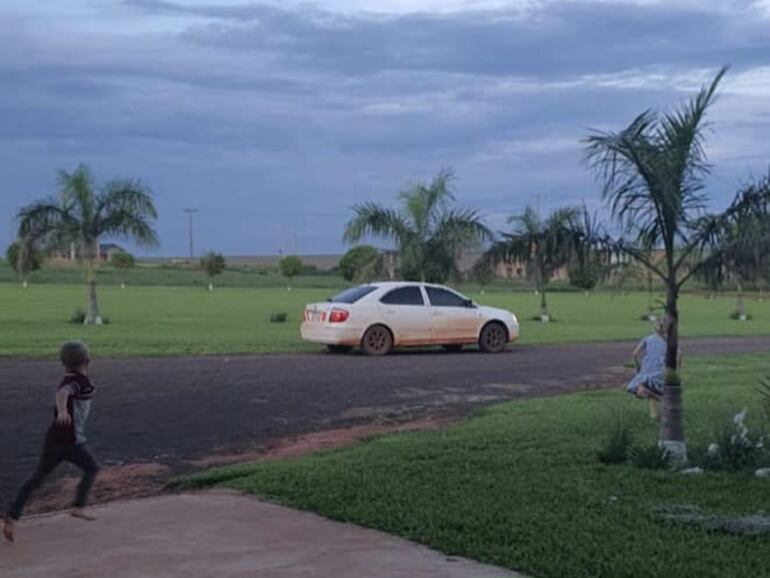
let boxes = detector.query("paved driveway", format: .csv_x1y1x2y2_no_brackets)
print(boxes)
2,336,768,508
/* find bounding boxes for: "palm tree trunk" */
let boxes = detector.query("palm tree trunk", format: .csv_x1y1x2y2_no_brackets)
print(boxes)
647,272,654,316
84,257,103,325
660,284,686,463
539,287,549,321
735,281,745,319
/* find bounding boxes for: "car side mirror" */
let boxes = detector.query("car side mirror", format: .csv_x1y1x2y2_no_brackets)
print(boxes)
464,299,475,308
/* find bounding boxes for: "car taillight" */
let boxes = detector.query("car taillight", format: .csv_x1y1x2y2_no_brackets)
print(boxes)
329,308,350,323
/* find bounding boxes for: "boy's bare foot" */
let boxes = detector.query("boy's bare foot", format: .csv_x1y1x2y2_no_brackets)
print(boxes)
70,508,96,522
2,516,15,543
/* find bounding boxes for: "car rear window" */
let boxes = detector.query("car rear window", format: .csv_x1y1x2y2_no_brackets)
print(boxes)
380,286,425,306
426,286,468,307
329,285,379,304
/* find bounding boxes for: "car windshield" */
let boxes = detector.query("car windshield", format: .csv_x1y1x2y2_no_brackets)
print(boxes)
329,285,379,304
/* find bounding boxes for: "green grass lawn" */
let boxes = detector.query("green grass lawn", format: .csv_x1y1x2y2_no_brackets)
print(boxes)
180,354,770,578
1,282,770,357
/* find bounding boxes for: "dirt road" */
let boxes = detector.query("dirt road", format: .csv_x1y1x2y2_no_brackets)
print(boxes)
1,336,768,509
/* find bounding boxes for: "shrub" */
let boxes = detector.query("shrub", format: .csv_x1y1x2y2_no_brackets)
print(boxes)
700,410,766,472
279,256,303,280
339,245,380,282
629,443,671,470
69,309,87,324
200,252,226,278
597,414,633,465
6,241,42,276
729,310,752,320
69,309,110,325
270,312,288,323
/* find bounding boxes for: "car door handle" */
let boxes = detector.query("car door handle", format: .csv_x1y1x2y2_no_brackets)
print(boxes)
384,308,396,314
432,311,443,316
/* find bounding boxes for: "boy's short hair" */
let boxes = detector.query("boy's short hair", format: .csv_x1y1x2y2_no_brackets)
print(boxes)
60,341,90,370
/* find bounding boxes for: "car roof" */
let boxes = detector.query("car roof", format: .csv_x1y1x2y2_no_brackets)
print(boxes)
361,281,452,289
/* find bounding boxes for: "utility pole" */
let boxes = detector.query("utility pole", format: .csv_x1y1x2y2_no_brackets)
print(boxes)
183,208,198,262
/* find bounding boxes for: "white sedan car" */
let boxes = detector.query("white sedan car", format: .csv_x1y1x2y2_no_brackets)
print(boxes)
301,282,519,356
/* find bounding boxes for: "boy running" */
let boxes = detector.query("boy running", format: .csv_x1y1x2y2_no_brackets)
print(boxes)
3,341,99,542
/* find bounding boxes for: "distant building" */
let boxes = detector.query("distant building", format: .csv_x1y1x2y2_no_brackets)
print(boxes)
47,242,127,264
98,243,126,263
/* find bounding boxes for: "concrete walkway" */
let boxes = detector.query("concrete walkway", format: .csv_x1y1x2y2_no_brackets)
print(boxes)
0,491,523,578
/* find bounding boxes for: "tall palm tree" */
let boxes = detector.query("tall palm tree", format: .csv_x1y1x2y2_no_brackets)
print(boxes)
698,211,770,319
584,67,770,460
568,205,615,293
17,165,158,324
344,170,491,283
485,205,580,321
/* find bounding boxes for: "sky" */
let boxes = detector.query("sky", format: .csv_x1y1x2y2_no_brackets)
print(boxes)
1,0,769,257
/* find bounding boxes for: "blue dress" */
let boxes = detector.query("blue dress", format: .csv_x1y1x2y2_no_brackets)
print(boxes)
627,334,666,396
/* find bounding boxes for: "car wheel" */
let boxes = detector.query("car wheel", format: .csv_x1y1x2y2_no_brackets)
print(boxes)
327,345,352,354
479,322,507,353
442,344,463,353
361,325,393,356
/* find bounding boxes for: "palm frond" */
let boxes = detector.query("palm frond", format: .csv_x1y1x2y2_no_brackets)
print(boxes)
343,202,410,245
435,207,493,247
58,164,96,226
17,197,79,245
681,172,770,289
95,180,159,247
398,169,455,238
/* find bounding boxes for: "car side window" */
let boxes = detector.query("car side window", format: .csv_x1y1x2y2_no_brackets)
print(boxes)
426,287,467,307
380,286,425,306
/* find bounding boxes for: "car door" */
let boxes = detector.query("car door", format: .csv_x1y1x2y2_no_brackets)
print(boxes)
377,286,432,345
425,286,481,343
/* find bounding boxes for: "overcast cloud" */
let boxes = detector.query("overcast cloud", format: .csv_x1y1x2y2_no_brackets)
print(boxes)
1,0,769,255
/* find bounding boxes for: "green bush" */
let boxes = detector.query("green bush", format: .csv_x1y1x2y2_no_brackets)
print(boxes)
701,411,766,472
597,414,633,465
729,310,753,320
629,443,671,470
69,309,87,324
69,309,110,325
270,312,288,323
338,245,379,282
200,252,226,279
279,256,303,280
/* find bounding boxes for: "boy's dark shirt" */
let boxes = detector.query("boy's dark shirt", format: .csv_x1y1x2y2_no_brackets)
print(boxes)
45,371,96,446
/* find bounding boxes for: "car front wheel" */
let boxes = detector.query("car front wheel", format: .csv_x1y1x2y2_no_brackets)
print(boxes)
479,322,507,353
361,325,393,356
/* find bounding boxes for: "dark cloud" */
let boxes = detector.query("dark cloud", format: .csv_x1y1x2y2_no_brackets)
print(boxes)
177,2,770,76
0,1,768,255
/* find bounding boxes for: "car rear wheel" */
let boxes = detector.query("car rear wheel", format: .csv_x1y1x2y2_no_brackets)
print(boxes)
442,344,463,353
361,325,393,356
479,322,507,353
327,344,352,354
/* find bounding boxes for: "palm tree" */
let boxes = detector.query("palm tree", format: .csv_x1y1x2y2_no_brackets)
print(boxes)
17,165,158,324
568,205,615,294
584,67,770,460
485,205,580,321
344,170,491,283
698,211,770,319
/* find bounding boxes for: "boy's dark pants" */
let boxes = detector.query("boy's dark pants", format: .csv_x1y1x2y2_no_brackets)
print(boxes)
8,442,99,520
